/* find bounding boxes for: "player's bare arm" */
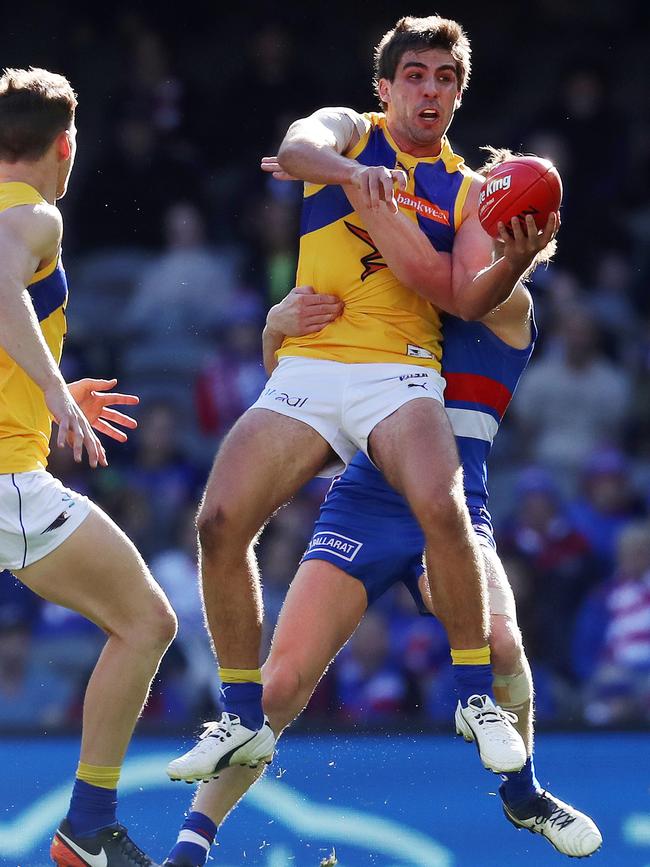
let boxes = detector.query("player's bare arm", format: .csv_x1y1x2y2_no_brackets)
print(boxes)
480,281,533,350
450,178,558,318
273,108,406,211
262,286,343,375
345,175,557,319
0,204,106,466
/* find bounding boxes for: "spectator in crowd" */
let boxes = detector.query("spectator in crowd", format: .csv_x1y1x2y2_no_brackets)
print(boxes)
569,449,647,573
105,401,203,558
499,468,598,678
512,304,632,484
0,617,76,728
334,611,421,724
125,201,236,338
587,250,638,352
195,303,268,439
572,521,650,724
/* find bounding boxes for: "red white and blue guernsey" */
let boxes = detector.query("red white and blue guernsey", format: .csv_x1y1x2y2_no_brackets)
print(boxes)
302,312,537,609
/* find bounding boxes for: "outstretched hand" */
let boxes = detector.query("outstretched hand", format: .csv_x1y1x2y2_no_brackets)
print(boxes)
67,378,139,443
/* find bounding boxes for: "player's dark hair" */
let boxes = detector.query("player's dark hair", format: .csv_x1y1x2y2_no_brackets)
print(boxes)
479,145,558,271
374,15,471,109
0,67,77,162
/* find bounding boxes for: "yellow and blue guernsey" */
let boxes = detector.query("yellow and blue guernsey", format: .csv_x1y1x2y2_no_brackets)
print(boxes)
278,112,474,370
0,182,67,473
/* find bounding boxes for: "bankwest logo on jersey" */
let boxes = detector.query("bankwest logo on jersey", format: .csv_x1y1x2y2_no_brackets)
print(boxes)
395,191,450,226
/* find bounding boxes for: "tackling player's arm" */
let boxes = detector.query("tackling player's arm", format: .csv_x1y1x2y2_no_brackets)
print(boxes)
449,179,557,319
262,286,343,375
480,230,556,348
274,108,406,210
480,280,533,349
0,204,106,466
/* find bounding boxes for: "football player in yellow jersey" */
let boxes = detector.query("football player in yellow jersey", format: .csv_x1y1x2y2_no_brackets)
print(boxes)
0,68,176,866
168,15,557,789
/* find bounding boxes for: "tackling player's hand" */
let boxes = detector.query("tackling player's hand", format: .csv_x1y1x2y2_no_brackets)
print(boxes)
496,211,560,275
266,286,343,337
68,378,139,444
44,380,108,468
348,164,407,212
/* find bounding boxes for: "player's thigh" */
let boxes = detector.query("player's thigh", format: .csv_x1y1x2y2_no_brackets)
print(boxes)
200,408,335,534
262,559,367,722
368,398,461,504
15,503,174,639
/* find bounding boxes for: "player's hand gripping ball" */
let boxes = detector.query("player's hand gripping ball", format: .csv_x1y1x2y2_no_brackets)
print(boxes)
478,156,562,238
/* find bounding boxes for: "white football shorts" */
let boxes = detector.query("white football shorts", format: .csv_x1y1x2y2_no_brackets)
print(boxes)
0,470,91,571
250,357,446,476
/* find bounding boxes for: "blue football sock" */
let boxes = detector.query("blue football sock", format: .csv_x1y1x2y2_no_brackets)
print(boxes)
452,663,494,705
220,681,264,729
500,756,541,809
166,811,217,866
66,779,118,837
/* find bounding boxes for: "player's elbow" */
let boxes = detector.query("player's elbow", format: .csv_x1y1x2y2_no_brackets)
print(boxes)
277,131,307,172
457,306,488,322
455,297,495,321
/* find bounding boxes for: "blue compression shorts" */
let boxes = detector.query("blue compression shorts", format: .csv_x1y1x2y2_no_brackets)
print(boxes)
302,501,495,614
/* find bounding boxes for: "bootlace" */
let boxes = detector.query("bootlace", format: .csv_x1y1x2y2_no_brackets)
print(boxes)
467,695,519,728
533,792,577,830
199,712,241,744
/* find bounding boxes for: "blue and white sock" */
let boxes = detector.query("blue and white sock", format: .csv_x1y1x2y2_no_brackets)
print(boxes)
166,811,217,866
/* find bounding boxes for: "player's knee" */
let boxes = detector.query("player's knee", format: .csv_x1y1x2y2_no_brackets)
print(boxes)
127,592,178,656
489,616,524,672
263,662,303,730
152,598,178,649
197,503,238,555
415,492,466,538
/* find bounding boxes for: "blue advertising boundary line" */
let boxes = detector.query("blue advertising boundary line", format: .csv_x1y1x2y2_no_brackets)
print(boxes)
0,732,648,866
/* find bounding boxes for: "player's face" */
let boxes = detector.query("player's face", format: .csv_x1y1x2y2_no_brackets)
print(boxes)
56,120,77,199
379,48,462,155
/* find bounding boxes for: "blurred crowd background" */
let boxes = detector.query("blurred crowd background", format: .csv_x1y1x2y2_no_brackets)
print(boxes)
1,0,649,734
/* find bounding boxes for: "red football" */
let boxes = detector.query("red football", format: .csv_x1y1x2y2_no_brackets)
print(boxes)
478,156,562,239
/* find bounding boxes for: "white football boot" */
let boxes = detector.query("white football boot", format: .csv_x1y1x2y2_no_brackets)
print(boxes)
454,694,527,773
167,713,275,783
502,788,603,858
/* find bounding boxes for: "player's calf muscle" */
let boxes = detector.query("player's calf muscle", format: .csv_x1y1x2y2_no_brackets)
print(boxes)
489,615,525,673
